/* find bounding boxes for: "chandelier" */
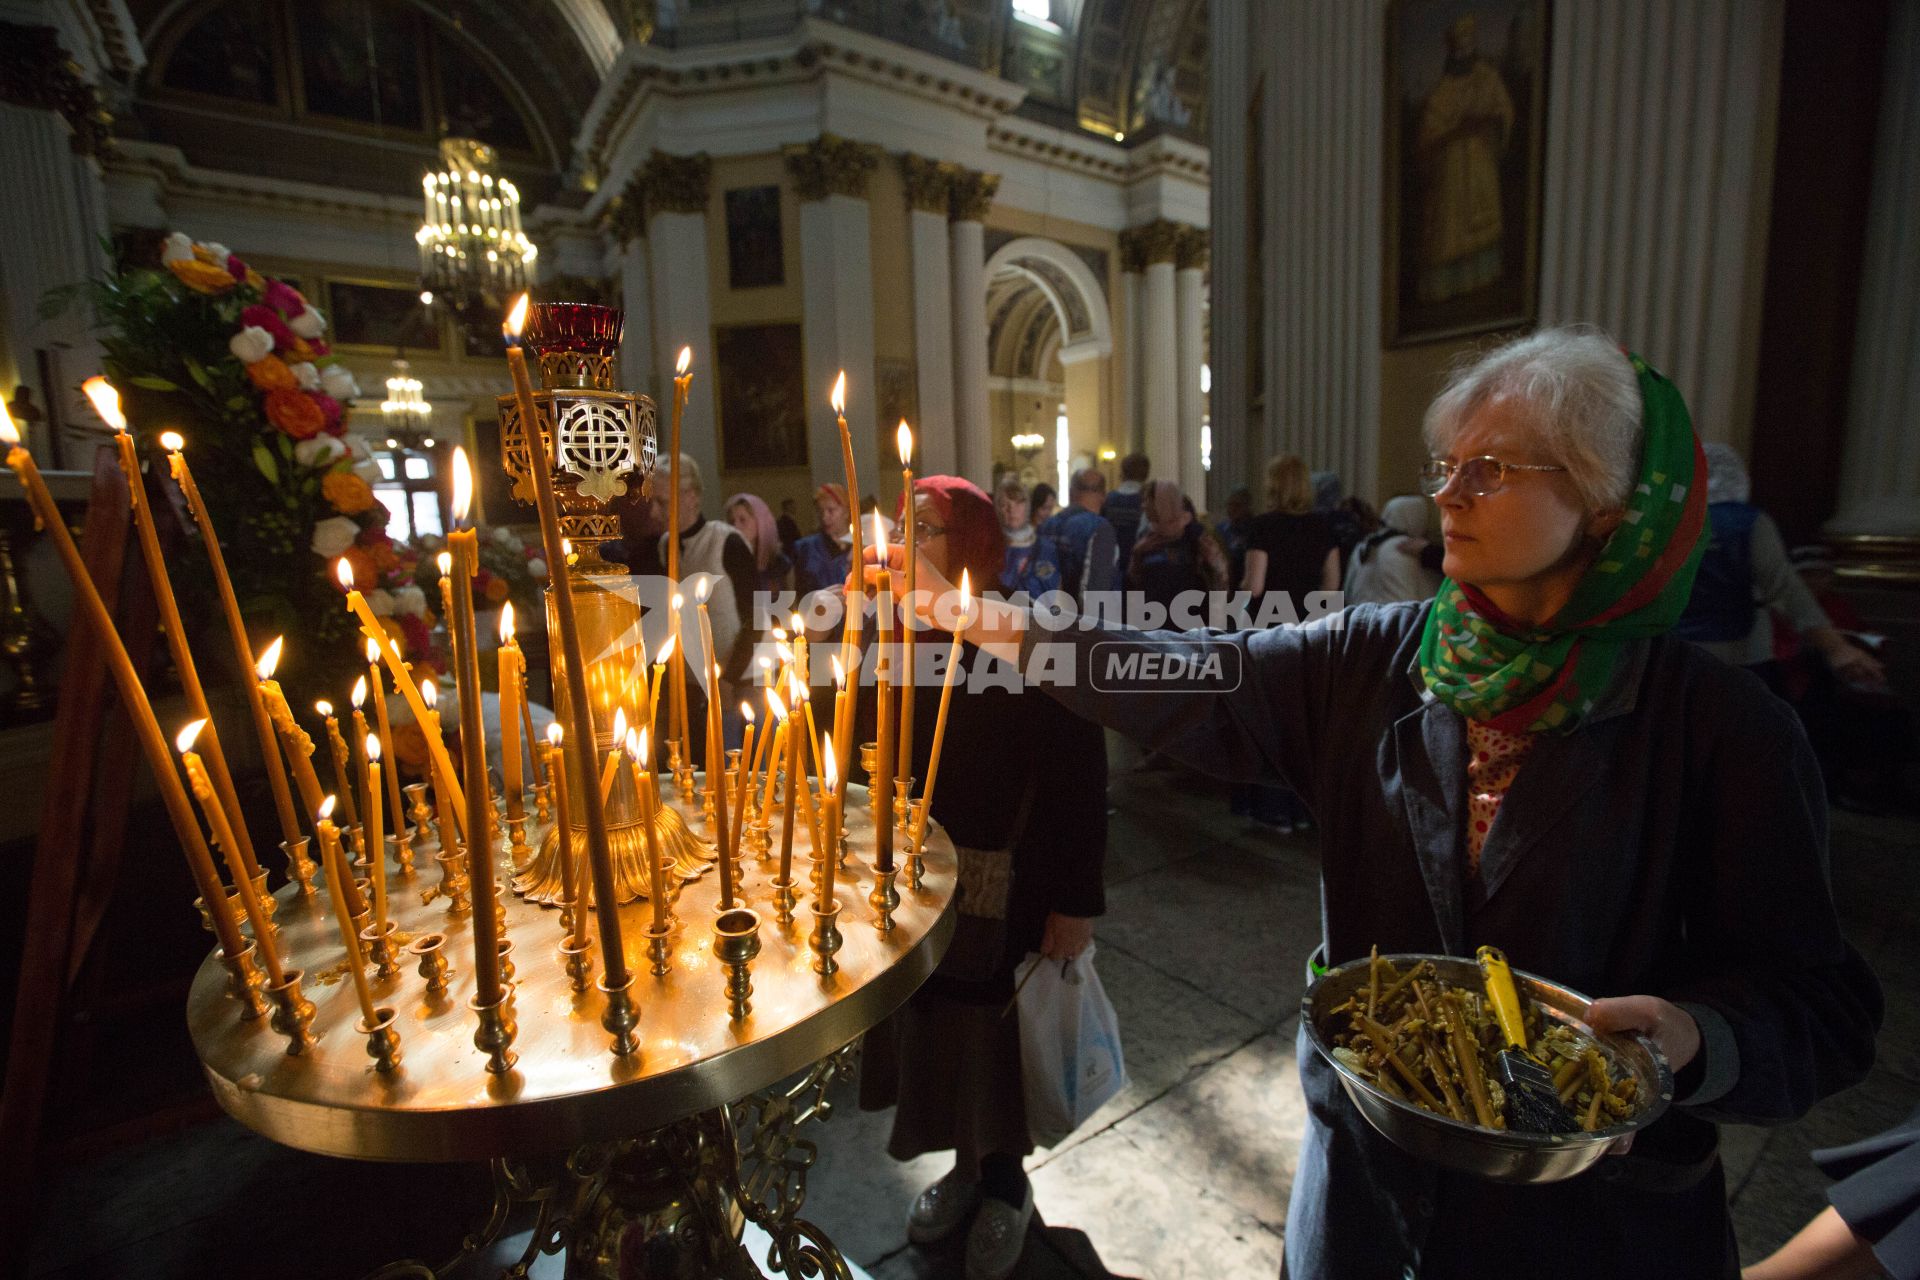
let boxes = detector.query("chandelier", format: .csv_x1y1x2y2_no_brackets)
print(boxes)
381,358,430,423
416,137,536,310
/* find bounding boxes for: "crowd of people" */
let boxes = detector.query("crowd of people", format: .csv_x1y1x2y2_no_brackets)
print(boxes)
577,329,1911,1279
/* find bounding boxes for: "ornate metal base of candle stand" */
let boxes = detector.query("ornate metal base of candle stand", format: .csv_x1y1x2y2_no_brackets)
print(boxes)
186,784,952,1280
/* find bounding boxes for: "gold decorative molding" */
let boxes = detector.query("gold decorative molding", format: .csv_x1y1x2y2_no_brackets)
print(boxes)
1174,225,1209,271
641,150,713,217
603,170,648,247
897,153,958,215
784,135,884,202
1120,219,1184,269
1830,534,1920,588
948,169,1000,223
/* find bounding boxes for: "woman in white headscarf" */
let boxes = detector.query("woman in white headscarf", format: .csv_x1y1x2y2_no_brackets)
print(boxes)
1343,495,1442,606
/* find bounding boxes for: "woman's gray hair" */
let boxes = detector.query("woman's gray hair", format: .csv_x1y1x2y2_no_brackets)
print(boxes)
1423,326,1642,513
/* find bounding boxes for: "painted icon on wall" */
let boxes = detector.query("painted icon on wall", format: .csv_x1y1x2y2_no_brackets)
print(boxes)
715,324,808,470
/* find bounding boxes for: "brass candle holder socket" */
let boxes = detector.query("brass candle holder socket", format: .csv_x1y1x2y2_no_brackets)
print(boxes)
645,921,673,977
859,743,878,812
470,991,519,1074
893,777,916,832
497,937,517,989
808,900,843,978
747,819,772,861
713,908,762,1021
869,866,900,934
361,919,401,979
282,836,319,896
390,828,417,880
907,799,929,889
598,974,641,1057
505,814,531,865
215,940,268,1020
532,781,553,825
559,936,594,993
403,781,432,834
768,875,799,926
359,1006,402,1073
434,851,471,917
408,932,451,995
265,968,317,1054
251,871,279,928
194,888,245,937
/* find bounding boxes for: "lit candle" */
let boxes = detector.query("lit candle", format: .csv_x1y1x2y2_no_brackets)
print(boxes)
777,687,800,890
521,666,545,789
445,447,502,1004
750,681,779,811
366,638,407,836
366,733,387,933
871,512,895,875
337,560,466,829
157,429,302,852
647,633,675,752
914,571,971,854
349,676,376,851
506,294,629,991
695,577,721,813
178,720,286,984
316,700,359,829
731,701,755,868
315,796,376,1025
666,346,692,753
669,590,690,772
255,638,325,826
830,374,865,772
896,422,917,787
634,727,668,931
422,682,458,851
712,671,736,907
761,689,787,825
498,603,524,816
96,382,267,888
5,405,249,970
819,740,840,911
546,724,582,946
598,707,629,804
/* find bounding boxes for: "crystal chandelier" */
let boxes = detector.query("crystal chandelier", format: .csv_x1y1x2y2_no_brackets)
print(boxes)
381,358,429,422
416,137,536,309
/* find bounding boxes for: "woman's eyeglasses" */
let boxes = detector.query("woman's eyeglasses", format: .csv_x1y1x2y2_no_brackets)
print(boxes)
887,521,947,544
1419,455,1567,498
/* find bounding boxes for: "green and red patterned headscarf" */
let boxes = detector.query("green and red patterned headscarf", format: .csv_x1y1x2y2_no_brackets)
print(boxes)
1416,352,1708,734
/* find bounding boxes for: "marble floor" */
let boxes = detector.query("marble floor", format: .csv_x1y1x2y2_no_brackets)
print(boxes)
25,734,1920,1279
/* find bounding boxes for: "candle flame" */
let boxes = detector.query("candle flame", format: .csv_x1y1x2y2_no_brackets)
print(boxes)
421,680,438,708
960,568,971,609
694,576,711,604
159,430,185,452
896,420,913,465
335,557,356,590
768,689,788,721
499,601,515,642
869,511,887,549
351,675,367,708
366,733,382,761
317,795,337,821
625,727,640,758
365,636,380,664
789,611,804,632
771,626,787,643
451,447,473,523
611,706,627,741
436,551,452,574
82,377,126,432
671,591,684,610
504,293,530,338
830,371,846,415
823,739,838,789
256,635,284,680
562,538,573,560
0,401,20,446
740,700,754,723
676,345,691,376
656,633,676,664
176,718,207,753
315,699,333,716
832,654,846,687
547,722,563,745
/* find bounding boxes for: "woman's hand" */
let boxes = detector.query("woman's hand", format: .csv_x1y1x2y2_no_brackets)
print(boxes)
1040,913,1095,961
1585,995,1702,1072
1812,629,1887,688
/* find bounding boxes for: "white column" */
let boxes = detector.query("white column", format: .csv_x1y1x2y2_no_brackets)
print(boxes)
908,205,956,478
0,103,111,460
647,210,718,496
1831,0,1920,536
798,193,878,498
950,217,992,487
1120,266,1142,454
1140,254,1179,485
618,239,653,399
1175,240,1207,502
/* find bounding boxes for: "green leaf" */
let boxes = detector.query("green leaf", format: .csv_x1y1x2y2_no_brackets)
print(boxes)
182,355,216,393
226,395,249,410
131,376,183,391
251,441,279,483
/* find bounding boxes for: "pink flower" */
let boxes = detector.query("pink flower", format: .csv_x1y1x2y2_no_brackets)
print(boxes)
241,304,296,351
399,612,431,657
310,392,344,429
307,339,331,359
263,279,307,317
225,254,250,281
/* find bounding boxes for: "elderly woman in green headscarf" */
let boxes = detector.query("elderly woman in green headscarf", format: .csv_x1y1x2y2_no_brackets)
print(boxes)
885,327,1881,1279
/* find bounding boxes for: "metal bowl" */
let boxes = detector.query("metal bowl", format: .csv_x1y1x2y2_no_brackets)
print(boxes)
1301,953,1675,1184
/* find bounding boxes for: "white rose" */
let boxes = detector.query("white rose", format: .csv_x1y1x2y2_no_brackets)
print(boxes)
310,516,359,559
288,307,326,340
391,585,428,617
203,242,231,263
527,557,547,579
344,433,374,461
368,588,396,617
289,361,321,391
491,525,519,547
320,364,359,401
293,436,347,468
227,325,274,365
161,232,195,265
354,457,384,486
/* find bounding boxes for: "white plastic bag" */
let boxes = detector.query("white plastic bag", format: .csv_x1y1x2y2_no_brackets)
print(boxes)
1014,943,1129,1146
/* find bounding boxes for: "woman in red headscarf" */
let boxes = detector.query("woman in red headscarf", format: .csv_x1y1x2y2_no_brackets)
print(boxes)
857,476,1110,1280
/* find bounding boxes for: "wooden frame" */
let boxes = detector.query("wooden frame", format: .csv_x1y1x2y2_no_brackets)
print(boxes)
324,276,448,357
1383,0,1550,346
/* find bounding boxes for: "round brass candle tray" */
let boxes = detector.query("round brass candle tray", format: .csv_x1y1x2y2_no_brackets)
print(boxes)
188,780,955,1278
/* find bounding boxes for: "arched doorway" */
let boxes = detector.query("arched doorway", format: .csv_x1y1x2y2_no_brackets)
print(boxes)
983,237,1113,492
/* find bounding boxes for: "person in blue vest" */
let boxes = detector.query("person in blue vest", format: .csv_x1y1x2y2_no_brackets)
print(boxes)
993,473,1038,593
1027,467,1117,602
1101,452,1150,564
791,482,854,597
1675,444,1883,690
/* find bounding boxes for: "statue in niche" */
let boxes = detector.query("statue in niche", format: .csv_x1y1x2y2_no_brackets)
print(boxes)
1140,58,1192,129
1414,12,1515,303
920,0,967,51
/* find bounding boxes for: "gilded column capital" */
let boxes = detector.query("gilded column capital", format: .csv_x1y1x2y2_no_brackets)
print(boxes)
1121,219,1183,269
0,21,113,156
603,171,649,247
1174,226,1210,271
784,134,884,202
948,169,1001,223
898,153,959,215
641,149,713,217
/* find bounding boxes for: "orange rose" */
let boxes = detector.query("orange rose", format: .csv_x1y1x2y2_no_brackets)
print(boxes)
343,545,381,590
167,258,236,294
246,355,297,391
368,540,400,572
390,720,431,774
245,268,267,290
484,576,511,604
264,388,325,439
322,471,376,514
287,337,317,362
